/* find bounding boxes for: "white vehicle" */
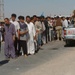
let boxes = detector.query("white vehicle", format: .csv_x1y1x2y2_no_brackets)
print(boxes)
64,24,75,45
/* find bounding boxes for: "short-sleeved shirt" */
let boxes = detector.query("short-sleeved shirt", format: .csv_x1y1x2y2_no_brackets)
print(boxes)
19,22,29,41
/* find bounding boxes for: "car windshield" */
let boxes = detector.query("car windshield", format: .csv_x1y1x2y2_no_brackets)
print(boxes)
68,24,75,28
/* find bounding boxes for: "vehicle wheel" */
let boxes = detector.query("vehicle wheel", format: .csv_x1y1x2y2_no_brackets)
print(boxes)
66,40,69,45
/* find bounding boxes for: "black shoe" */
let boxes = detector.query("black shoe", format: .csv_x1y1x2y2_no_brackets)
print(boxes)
59,37,61,41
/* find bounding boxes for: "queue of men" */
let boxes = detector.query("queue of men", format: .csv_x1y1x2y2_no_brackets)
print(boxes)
0,13,73,60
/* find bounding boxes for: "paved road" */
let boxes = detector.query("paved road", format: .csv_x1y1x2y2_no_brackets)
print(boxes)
0,41,75,75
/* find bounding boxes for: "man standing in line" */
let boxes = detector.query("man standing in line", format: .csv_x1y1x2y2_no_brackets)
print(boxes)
18,16,28,57
4,18,16,59
10,14,20,55
0,23,2,52
35,17,43,49
25,16,36,55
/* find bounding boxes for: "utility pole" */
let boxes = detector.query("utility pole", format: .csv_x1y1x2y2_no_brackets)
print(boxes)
0,0,4,20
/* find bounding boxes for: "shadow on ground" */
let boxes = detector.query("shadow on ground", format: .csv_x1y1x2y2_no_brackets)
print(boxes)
0,60,9,66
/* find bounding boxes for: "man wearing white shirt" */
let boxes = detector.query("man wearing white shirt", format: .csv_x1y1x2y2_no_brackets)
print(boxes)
10,14,20,55
62,17,68,28
25,16,36,55
62,17,68,38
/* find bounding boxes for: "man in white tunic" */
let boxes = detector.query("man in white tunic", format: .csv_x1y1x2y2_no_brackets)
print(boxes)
62,17,68,28
62,17,68,38
25,16,36,55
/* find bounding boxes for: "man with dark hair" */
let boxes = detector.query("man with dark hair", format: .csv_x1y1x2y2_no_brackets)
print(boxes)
35,16,43,49
26,16,36,55
62,16,68,28
11,14,16,18
4,18,16,59
41,16,49,43
56,16,62,40
26,16,31,23
18,16,28,57
32,15,37,23
10,13,20,55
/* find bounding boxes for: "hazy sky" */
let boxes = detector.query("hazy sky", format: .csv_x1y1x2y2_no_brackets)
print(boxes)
4,0,75,18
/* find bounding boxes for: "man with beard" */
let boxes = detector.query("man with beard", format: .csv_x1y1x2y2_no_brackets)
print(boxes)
25,16,36,55
4,18,16,59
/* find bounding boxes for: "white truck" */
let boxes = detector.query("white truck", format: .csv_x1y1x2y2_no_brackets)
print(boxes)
64,24,75,45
